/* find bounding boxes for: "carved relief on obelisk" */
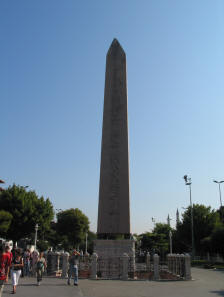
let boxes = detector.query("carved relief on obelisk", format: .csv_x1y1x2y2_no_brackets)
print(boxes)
97,39,130,235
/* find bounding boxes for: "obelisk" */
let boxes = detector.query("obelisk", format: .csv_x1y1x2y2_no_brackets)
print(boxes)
97,39,130,236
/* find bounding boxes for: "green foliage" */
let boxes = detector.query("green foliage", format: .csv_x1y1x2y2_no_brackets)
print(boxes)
174,204,220,254
0,184,54,242
56,208,89,251
210,224,224,255
37,240,50,252
0,210,13,235
140,223,173,256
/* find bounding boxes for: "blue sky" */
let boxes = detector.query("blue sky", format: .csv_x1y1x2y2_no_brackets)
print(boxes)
1,1,224,234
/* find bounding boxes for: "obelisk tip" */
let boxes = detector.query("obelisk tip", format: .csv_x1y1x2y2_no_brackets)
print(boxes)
107,38,125,56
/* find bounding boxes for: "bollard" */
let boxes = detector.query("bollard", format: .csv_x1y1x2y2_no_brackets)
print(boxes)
184,254,191,280
61,252,69,278
153,254,159,280
90,253,98,279
122,253,129,280
146,252,151,271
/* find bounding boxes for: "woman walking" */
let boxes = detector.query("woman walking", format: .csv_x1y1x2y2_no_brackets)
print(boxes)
11,249,23,294
36,252,46,286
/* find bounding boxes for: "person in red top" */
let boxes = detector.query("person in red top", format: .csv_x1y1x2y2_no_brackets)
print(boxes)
4,245,12,280
0,245,10,297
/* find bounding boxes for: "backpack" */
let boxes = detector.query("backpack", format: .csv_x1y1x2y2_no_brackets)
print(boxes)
37,260,44,270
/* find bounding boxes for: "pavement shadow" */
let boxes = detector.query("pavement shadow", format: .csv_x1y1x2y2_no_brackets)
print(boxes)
19,283,68,287
210,291,224,296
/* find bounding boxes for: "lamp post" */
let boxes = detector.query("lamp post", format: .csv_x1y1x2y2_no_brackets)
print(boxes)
151,217,156,228
183,175,195,259
169,230,173,254
213,180,224,219
85,232,88,255
213,180,224,207
34,224,38,250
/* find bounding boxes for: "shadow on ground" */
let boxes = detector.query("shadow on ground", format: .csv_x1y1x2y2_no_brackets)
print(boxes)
210,291,224,296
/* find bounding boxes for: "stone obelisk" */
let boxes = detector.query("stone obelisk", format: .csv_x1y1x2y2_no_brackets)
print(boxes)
97,38,130,236
94,39,134,279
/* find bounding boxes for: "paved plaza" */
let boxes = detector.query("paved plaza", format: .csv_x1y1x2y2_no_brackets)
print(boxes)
2,268,224,297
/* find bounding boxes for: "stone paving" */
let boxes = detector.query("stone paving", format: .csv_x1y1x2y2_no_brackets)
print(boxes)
2,268,224,297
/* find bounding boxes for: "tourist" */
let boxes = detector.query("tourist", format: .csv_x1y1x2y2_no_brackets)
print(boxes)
31,250,39,276
67,249,80,286
36,252,46,286
23,249,31,277
4,244,12,275
0,245,10,297
11,249,24,294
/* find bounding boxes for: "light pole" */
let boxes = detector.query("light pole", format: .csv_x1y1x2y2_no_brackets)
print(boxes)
85,232,88,255
55,208,62,222
213,180,224,219
213,180,224,207
34,224,38,250
183,174,195,259
151,217,156,228
169,230,173,254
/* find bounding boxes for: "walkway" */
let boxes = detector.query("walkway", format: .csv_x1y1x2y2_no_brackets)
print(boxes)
2,268,224,297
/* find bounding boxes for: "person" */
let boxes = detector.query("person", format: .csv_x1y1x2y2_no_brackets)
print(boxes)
4,245,12,278
11,249,24,294
23,249,31,277
67,249,80,286
31,250,39,276
0,245,10,297
36,252,46,286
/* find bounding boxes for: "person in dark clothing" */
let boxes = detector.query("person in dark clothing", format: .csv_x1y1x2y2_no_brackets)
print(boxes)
67,249,80,286
11,249,24,294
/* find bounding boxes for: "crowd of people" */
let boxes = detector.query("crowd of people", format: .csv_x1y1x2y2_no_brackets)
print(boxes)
0,243,80,296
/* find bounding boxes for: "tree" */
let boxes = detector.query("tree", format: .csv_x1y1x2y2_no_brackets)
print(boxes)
140,223,173,257
56,208,89,251
0,184,54,242
0,210,13,236
210,224,224,255
174,204,220,255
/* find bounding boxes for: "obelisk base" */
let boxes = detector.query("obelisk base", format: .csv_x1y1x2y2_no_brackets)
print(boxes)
93,240,135,279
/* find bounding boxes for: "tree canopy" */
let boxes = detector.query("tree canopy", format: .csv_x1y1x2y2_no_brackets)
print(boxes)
174,204,219,254
0,184,54,242
139,223,173,256
0,210,13,235
56,208,90,250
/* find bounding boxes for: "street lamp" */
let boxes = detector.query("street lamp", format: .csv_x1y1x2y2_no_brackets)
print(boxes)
183,174,195,259
34,224,38,250
213,180,224,208
213,180,224,220
85,232,88,255
169,230,173,254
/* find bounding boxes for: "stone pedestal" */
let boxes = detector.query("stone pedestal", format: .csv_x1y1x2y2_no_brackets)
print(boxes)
94,239,135,257
94,239,135,279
